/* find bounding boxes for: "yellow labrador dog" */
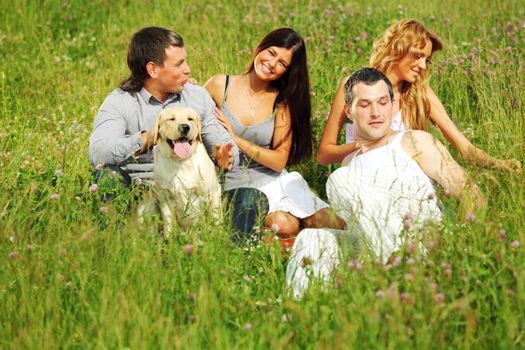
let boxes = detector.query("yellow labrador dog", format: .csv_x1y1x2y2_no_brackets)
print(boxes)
139,107,222,234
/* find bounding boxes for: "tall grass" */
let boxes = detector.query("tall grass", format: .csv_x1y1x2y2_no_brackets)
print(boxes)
1,0,523,348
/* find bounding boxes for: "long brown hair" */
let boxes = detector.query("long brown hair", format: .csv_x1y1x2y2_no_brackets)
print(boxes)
370,19,443,130
246,28,312,165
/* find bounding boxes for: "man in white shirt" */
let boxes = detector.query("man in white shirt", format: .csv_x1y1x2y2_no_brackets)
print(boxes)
286,68,485,298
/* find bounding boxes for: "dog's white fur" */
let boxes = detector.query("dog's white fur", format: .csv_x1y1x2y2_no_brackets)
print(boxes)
139,107,222,234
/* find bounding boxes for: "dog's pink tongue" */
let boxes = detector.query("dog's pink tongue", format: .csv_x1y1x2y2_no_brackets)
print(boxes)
173,140,191,159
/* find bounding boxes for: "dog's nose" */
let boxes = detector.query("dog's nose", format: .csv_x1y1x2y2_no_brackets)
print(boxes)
179,124,190,135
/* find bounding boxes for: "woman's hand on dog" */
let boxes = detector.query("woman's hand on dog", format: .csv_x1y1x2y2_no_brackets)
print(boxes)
215,143,234,171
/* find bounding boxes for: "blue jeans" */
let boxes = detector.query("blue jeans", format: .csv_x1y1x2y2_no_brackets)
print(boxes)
225,188,269,244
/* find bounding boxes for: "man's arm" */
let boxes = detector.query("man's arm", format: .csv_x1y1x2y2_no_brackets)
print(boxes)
88,93,144,166
403,130,486,215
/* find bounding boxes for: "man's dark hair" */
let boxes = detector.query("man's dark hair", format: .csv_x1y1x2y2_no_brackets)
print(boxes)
344,67,394,106
120,27,184,92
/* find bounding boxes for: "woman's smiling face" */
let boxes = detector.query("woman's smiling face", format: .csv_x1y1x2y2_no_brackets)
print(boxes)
392,39,433,84
253,46,293,81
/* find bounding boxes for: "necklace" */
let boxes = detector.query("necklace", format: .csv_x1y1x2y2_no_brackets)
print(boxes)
245,88,257,118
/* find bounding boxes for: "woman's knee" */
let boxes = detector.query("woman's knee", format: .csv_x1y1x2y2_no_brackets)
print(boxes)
265,211,300,235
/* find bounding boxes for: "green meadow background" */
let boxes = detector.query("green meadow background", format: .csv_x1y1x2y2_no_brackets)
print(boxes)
1,0,524,348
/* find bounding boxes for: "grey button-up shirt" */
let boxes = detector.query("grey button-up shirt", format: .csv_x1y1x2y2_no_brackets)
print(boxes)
88,84,239,179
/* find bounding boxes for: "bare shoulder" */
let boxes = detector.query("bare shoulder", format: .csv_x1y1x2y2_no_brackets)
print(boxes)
337,75,351,90
401,130,436,156
203,74,227,105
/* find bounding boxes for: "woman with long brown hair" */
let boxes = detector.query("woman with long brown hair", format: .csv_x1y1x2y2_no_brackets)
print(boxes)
205,28,345,243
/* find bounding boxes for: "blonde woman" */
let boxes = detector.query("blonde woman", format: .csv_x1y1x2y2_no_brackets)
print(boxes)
317,19,521,171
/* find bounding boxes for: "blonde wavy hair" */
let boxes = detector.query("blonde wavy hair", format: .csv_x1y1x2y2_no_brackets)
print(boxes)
370,19,443,130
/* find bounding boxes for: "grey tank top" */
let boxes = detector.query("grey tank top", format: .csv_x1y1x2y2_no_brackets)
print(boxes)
222,75,281,191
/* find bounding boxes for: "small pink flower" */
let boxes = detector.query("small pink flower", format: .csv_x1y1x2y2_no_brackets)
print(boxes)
407,258,415,265
406,241,415,254
444,17,451,24
270,223,280,232
511,240,520,250
95,163,103,171
49,193,59,200
443,268,452,278
466,212,474,221
404,211,412,220
89,184,98,193
391,256,402,267
356,47,363,54
498,229,507,239
399,292,411,303
435,293,445,303
9,251,18,260
359,31,367,41
341,67,348,74
243,323,253,331
347,259,362,271
183,244,194,256
243,275,252,282
507,288,515,297
404,273,414,281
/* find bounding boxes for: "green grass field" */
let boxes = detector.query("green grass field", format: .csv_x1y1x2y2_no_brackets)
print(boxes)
1,0,524,348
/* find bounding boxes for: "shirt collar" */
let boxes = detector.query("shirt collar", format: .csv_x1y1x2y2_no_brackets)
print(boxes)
139,87,181,105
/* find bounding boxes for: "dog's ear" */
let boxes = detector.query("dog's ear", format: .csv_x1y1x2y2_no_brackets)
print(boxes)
193,110,203,143
152,111,163,145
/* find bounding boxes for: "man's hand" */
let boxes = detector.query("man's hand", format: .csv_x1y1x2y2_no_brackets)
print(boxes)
135,131,156,156
215,143,234,171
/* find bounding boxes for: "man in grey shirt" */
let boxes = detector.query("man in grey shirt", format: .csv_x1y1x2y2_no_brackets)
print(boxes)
89,26,238,183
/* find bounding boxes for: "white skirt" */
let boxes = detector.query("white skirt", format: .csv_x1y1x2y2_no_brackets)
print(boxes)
256,170,328,218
